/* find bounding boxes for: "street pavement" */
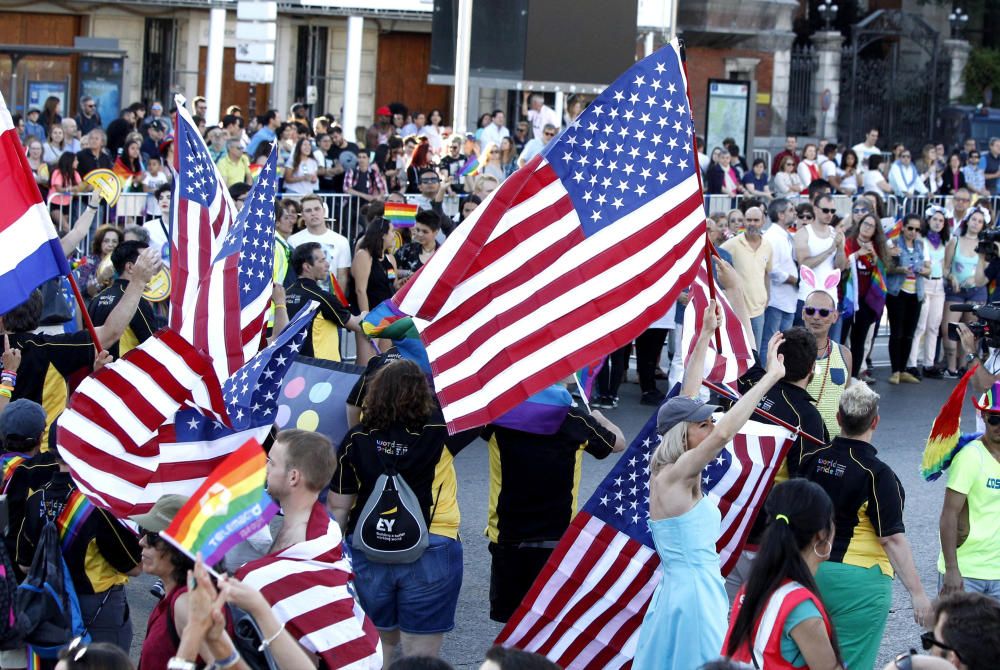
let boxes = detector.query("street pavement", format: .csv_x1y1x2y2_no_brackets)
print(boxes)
124,337,964,669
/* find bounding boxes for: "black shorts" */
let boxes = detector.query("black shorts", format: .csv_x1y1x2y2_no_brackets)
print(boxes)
488,542,554,623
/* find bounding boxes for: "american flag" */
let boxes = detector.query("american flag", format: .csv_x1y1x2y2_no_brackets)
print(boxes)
236,501,382,669
394,40,706,432
171,98,276,381
682,266,756,384
58,329,232,517
496,409,792,668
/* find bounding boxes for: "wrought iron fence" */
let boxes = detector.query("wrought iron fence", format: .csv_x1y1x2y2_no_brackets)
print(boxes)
787,45,818,137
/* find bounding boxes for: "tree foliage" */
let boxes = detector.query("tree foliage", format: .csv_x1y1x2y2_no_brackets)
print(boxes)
963,47,1000,105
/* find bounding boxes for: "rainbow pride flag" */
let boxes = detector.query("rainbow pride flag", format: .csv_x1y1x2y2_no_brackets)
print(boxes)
384,202,418,227
865,258,888,314
160,438,278,567
886,219,903,241
1,454,25,489
363,300,431,374
493,384,574,435
458,153,481,177
56,490,95,551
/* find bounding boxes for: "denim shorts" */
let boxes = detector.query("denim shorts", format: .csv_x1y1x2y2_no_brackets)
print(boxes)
348,533,463,634
945,285,987,303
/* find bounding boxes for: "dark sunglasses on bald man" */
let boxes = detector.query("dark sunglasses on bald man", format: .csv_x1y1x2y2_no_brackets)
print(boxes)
804,306,832,317
985,414,1000,426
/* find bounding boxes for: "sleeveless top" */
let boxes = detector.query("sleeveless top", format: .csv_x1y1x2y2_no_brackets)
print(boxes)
140,585,187,669
927,241,946,279
797,225,837,302
806,340,848,438
952,241,979,287
351,254,396,311
723,581,834,670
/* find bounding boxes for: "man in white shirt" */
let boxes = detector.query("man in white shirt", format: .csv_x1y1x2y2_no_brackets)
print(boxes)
522,92,560,141
480,110,510,148
852,128,881,177
888,149,928,197
287,194,352,293
761,199,799,356
517,124,557,167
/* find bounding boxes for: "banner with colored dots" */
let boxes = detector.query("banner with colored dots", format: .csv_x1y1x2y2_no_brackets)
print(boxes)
277,356,364,445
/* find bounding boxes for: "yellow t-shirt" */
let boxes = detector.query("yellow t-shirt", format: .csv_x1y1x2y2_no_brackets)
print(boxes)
721,234,773,318
937,440,1000,579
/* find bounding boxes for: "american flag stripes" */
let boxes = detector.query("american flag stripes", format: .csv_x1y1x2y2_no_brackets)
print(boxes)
171,98,275,381
682,266,756,384
496,409,792,668
394,40,706,432
58,329,232,517
236,501,382,669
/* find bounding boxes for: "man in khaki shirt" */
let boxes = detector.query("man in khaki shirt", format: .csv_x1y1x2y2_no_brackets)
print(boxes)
721,205,772,350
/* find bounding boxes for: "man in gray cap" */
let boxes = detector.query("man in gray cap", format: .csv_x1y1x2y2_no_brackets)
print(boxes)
0,399,59,558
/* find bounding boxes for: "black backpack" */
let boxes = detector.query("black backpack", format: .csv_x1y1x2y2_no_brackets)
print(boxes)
0,533,22,651
15,494,89,659
352,443,431,564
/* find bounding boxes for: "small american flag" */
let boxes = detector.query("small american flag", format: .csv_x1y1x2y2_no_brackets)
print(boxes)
394,39,706,432
236,501,382,669
682,265,756,384
496,409,792,668
171,99,276,381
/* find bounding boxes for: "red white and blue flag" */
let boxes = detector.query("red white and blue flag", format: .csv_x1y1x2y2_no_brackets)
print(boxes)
170,99,276,381
0,89,70,314
495,408,793,668
682,265,756,384
394,40,706,432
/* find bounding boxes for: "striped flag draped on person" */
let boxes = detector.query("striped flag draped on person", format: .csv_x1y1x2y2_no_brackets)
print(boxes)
392,39,707,432
170,98,277,380
495,405,793,668
0,89,71,313
681,265,756,384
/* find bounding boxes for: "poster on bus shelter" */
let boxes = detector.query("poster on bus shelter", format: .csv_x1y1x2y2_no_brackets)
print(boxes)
705,79,751,157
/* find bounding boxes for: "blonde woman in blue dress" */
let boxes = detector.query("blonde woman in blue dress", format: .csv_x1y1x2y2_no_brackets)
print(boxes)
633,301,786,670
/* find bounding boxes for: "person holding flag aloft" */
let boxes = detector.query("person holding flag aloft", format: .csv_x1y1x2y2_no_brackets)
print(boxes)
633,301,786,670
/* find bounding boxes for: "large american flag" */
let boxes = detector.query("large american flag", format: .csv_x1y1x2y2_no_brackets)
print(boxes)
236,501,382,669
496,409,793,668
58,329,232,517
60,304,318,517
394,40,706,432
170,99,276,381
682,266,756,384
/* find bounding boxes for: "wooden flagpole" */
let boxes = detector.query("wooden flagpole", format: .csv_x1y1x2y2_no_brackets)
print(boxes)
66,273,104,356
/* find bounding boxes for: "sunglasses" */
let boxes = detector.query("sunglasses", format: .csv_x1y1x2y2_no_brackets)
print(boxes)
798,214,815,220
804,306,832,317
985,414,1000,426
852,207,870,214
921,631,960,659
420,178,440,184
905,226,921,232
819,207,837,214
893,650,917,670
139,528,160,545
543,131,556,137
901,153,911,158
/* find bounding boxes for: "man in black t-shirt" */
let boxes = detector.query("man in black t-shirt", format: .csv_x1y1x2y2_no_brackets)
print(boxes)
438,137,467,195
345,346,403,426
480,391,625,622
327,126,359,194
285,243,362,361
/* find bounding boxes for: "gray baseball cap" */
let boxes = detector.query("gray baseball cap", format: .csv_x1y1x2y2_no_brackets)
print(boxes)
129,494,189,533
656,396,719,435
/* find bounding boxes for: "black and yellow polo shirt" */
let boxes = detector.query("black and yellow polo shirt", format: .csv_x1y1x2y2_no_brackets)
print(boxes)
286,277,352,361
480,408,616,545
331,408,479,539
799,436,905,577
87,279,160,358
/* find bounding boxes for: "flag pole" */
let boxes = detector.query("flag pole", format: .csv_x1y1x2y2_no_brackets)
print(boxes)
66,273,104,356
702,379,826,445
677,40,723,353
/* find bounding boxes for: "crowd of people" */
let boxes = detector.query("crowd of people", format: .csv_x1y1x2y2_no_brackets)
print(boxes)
5,86,1000,670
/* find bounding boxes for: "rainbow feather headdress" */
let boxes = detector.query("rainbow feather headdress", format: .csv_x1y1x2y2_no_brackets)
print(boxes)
921,366,984,480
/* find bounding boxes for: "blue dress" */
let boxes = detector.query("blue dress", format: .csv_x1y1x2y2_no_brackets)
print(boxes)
632,496,728,670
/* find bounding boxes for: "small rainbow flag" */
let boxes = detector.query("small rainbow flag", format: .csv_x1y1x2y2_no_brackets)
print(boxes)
458,153,481,177
886,219,903,241
363,300,432,374
1,454,25,489
159,438,278,568
865,258,888,314
384,202,418,227
56,490,95,551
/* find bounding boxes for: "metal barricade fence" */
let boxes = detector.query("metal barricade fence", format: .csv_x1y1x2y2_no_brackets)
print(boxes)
751,149,772,172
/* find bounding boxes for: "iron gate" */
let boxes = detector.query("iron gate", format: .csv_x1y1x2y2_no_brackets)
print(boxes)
837,10,948,150
141,18,177,105
788,45,818,136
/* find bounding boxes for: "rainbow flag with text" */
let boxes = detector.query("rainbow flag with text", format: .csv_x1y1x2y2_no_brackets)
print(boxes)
159,439,278,566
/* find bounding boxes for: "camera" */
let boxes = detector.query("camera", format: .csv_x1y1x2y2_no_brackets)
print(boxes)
975,228,1000,260
949,302,1000,348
